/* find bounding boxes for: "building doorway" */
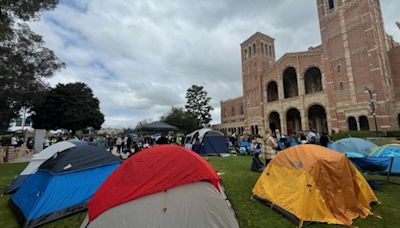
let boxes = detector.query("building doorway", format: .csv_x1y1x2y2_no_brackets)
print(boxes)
308,105,328,133
286,108,302,134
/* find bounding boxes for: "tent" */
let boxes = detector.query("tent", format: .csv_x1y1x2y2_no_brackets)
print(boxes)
328,137,377,157
82,145,239,228
328,138,391,172
369,144,400,174
253,144,378,227
185,129,229,155
10,142,121,228
4,141,77,194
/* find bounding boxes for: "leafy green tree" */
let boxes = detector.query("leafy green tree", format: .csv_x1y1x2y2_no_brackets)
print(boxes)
185,85,213,127
160,106,199,134
0,0,65,132
32,82,104,134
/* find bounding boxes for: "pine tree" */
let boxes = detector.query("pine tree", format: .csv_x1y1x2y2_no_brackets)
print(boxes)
185,85,213,127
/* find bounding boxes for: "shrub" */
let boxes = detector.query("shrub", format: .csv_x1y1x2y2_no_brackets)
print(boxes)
386,130,400,138
331,131,385,141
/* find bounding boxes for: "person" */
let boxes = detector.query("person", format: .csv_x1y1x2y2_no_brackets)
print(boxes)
156,134,168,144
11,135,18,148
127,135,132,150
116,136,123,154
299,134,307,144
319,133,330,147
307,130,317,144
263,129,277,166
44,137,50,149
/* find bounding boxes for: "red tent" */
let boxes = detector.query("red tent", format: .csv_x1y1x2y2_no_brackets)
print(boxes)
87,145,220,222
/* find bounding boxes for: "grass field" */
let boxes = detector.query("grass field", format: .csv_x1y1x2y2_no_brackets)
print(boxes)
1,157,399,228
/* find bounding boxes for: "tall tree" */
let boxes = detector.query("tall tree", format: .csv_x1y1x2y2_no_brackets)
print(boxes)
185,85,213,127
160,106,199,134
0,0,65,132
32,82,104,134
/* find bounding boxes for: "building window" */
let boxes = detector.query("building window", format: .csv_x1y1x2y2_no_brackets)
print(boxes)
231,107,235,116
265,44,268,56
339,82,344,90
240,105,244,115
337,64,341,73
249,46,251,57
253,43,256,54
268,45,272,57
261,42,264,55
328,0,334,9
244,49,247,60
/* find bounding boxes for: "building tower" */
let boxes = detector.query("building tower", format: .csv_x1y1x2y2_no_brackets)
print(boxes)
317,0,394,132
240,32,275,135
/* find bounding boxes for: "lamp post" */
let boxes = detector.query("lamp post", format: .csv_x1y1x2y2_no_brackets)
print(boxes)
364,87,378,136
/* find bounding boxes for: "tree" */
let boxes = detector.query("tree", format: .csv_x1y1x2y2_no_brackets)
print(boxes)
32,82,105,134
0,0,65,132
185,85,213,127
133,118,153,134
160,106,199,134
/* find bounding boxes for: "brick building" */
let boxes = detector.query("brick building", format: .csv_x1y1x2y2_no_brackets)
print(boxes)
216,0,400,137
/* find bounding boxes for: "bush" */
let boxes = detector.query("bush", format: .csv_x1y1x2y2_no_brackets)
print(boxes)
331,131,385,141
386,130,400,138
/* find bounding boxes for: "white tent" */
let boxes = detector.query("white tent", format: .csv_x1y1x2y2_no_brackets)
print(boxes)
82,182,239,228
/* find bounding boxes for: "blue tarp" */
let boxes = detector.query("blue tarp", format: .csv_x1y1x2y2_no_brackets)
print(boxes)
11,163,119,226
351,157,392,173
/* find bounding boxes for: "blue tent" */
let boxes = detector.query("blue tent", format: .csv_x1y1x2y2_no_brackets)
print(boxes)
185,129,229,156
10,142,121,227
369,144,400,174
328,138,377,156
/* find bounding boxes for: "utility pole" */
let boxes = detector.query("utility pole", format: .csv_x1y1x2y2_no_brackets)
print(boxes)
364,87,378,136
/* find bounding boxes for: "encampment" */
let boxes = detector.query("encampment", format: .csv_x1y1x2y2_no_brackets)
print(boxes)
82,145,239,228
10,141,121,228
253,144,378,227
185,129,229,155
4,141,78,194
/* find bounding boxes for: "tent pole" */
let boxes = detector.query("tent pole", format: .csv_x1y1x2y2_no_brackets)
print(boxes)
386,157,394,183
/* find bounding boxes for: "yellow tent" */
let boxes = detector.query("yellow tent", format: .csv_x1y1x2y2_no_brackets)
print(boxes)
253,144,378,226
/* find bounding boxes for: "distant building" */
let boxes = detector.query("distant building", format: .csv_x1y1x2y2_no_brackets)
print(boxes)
8,117,33,133
215,0,400,136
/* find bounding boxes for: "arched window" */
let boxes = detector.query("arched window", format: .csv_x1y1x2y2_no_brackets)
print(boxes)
231,106,235,116
240,105,244,115
251,126,255,135
348,116,358,131
255,125,259,136
304,67,323,94
359,116,370,131
308,105,328,133
265,44,268,56
283,67,299,98
261,42,264,55
253,43,256,54
267,81,279,102
269,112,281,132
328,0,334,9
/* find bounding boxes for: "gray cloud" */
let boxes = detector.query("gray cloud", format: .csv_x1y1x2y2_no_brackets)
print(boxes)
29,0,400,128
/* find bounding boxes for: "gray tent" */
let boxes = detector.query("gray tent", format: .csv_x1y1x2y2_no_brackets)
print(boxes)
81,182,239,228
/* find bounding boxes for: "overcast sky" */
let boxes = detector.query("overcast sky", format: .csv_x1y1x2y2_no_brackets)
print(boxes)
29,0,400,128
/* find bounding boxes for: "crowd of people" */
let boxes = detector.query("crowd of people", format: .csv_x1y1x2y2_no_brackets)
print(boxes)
228,129,332,172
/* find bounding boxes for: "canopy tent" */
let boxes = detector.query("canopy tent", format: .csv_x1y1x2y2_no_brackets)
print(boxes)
140,121,178,132
253,144,378,227
83,145,239,228
4,141,77,194
185,129,229,155
10,142,121,228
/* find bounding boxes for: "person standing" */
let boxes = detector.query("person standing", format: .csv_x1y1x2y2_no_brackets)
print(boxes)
116,136,123,154
11,135,18,148
263,129,277,166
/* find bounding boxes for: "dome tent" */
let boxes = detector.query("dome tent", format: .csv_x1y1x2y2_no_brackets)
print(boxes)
10,142,121,228
253,144,378,227
185,128,229,155
4,141,77,194
82,145,239,228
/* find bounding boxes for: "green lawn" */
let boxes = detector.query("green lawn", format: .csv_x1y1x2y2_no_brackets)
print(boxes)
1,157,399,228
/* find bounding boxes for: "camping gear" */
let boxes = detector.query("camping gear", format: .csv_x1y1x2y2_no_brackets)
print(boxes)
10,142,121,228
329,137,377,156
253,144,378,227
370,144,400,174
82,145,239,228
185,129,229,155
4,141,77,194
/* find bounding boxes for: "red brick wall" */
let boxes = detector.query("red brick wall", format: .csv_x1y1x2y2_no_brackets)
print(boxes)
389,46,400,100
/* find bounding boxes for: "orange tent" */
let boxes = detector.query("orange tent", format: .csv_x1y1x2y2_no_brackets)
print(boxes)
253,144,378,226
